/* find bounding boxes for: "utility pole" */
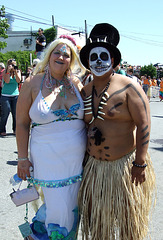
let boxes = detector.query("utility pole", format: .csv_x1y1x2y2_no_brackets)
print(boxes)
85,20,88,43
52,15,54,27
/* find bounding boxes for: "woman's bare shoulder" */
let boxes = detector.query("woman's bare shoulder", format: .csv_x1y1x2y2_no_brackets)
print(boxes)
23,73,43,88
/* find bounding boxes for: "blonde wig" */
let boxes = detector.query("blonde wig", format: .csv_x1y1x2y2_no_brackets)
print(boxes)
33,36,85,77
78,151,156,240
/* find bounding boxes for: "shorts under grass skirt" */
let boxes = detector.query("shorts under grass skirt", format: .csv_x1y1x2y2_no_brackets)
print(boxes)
78,151,156,240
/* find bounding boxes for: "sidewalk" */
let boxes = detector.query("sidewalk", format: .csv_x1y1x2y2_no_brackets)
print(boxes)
0,97,163,239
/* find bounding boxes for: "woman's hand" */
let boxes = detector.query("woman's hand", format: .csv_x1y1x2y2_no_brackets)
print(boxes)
7,65,13,73
17,160,33,181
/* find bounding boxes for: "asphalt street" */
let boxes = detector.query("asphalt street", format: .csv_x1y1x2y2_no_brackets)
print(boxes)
0,97,162,240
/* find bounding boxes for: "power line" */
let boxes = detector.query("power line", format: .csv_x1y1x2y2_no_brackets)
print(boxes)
121,34,163,47
3,6,50,23
5,11,52,26
2,5,163,47
3,5,82,31
121,31,163,38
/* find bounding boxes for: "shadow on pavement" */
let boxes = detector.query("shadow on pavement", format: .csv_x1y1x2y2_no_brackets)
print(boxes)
0,133,16,138
150,139,163,145
152,115,163,118
6,160,18,166
150,147,163,152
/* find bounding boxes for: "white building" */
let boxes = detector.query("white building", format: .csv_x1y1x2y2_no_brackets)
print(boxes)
0,25,86,53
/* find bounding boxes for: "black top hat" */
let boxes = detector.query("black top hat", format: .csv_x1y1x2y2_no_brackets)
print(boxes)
80,23,121,69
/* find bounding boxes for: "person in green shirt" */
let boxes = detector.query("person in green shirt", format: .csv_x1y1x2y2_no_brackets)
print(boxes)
0,59,21,136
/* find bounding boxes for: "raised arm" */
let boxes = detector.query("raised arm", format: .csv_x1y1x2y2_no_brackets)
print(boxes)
3,65,12,83
16,77,33,180
14,68,21,83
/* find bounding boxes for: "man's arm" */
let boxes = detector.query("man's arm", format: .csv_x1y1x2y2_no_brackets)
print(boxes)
127,81,150,185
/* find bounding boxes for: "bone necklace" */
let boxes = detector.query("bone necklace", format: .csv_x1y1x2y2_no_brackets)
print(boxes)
83,81,110,145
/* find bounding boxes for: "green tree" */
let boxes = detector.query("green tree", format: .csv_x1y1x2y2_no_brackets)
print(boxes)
0,5,10,49
140,64,157,78
0,50,36,73
44,27,56,45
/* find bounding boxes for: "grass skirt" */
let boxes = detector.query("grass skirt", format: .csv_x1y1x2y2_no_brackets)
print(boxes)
78,151,156,240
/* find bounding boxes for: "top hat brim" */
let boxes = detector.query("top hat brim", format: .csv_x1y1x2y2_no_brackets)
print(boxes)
80,41,121,69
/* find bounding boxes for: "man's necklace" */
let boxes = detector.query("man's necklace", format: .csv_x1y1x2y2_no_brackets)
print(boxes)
83,81,110,124
93,84,109,98
83,81,110,146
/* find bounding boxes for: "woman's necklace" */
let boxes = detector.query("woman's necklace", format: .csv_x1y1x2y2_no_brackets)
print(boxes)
44,74,75,99
83,81,110,146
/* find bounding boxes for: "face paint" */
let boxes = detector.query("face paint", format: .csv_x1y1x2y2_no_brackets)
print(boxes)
60,44,67,54
53,44,70,59
89,47,112,76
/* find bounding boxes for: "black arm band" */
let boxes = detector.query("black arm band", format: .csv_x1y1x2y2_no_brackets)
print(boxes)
132,161,147,168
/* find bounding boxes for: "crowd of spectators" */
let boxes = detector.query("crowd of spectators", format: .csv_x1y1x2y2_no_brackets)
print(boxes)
0,57,162,136
0,58,40,136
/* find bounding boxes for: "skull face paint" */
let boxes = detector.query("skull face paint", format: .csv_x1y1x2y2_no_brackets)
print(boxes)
89,47,112,76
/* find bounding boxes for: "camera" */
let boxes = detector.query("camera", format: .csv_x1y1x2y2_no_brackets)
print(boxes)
12,65,18,70
13,65,18,70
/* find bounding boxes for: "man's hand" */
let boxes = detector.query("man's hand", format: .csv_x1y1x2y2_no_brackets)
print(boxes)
131,166,146,186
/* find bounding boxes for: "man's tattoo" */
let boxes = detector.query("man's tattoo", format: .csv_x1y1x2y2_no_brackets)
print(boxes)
81,88,86,97
105,154,110,157
142,132,149,140
104,146,109,149
141,125,149,146
109,102,123,112
141,125,148,132
142,140,149,146
108,83,148,120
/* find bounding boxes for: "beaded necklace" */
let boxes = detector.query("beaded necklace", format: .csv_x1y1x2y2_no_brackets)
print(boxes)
44,73,75,99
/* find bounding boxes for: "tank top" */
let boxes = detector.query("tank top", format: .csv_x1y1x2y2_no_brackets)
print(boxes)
29,77,84,126
2,76,19,96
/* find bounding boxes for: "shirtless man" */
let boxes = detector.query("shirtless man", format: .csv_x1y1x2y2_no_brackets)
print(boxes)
78,23,155,240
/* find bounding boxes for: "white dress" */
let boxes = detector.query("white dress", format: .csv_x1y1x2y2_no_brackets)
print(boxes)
28,84,86,239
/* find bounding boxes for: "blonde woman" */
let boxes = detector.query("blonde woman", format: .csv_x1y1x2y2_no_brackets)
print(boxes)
16,35,86,239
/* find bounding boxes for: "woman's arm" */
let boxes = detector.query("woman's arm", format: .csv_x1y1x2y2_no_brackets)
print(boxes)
16,77,33,180
3,65,12,83
14,69,21,83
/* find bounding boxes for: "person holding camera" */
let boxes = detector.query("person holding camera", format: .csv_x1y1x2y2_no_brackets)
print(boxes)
0,59,21,136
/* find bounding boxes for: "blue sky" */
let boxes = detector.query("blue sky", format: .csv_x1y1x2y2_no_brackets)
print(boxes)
1,0,163,66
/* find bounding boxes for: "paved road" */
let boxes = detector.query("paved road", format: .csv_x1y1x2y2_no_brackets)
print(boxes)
0,97,163,240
